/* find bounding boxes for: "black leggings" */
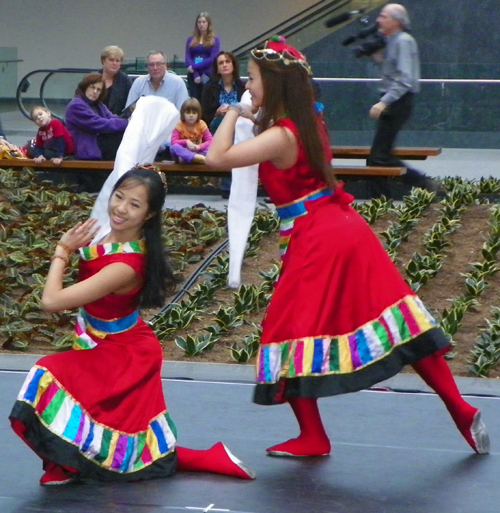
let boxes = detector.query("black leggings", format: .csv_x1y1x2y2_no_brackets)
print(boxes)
367,93,426,191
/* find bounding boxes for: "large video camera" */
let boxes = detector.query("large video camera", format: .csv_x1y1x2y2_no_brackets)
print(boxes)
341,24,386,58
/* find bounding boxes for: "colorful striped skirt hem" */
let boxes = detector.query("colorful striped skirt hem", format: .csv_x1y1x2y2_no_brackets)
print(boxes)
253,295,451,405
9,366,178,482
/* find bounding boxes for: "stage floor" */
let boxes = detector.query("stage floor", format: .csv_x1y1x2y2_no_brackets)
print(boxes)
1,368,499,513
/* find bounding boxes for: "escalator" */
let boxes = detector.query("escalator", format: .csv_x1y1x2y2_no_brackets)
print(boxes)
17,68,97,121
232,0,387,66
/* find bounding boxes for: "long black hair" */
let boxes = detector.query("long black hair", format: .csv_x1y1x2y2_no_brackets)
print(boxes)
111,168,176,308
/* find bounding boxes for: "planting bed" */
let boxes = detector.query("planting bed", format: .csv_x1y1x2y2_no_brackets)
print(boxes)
2,167,500,379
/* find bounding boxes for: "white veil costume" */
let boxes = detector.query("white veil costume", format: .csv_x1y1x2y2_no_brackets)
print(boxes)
227,90,259,288
89,92,258,289
90,96,180,243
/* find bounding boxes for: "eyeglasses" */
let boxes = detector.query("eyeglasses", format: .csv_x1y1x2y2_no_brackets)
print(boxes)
147,61,166,68
88,85,103,92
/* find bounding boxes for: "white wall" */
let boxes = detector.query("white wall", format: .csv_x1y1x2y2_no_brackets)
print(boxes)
2,0,316,80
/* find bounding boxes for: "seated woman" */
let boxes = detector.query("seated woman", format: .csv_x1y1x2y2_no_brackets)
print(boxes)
201,51,245,133
201,51,245,196
65,73,128,161
100,45,132,116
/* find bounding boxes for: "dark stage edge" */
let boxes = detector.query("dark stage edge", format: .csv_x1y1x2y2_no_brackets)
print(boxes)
1,357,500,513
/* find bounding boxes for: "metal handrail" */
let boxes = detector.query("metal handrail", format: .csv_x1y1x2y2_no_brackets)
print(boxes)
16,68,97,119
16,66,499,123
16,68,185,120
313,78,500,83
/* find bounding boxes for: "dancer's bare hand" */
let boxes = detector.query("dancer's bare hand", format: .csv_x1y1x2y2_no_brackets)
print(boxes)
239,104,258,122
58,218,100,253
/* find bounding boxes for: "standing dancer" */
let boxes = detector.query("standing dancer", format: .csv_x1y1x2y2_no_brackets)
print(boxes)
206,36,490,457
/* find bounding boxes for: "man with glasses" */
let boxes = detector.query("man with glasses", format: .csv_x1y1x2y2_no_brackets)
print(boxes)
125,51,189,112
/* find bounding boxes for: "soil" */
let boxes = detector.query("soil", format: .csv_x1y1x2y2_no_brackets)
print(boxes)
156,202,500,379
6,202,500,379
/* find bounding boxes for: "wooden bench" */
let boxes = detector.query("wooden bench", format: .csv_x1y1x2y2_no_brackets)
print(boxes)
331,146,442,160
0,158,405,177
158,162,405,177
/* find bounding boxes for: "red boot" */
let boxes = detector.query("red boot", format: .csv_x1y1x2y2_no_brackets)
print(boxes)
266,397,331,457
413,353,490,454
40,462,75,486
176,442,256,479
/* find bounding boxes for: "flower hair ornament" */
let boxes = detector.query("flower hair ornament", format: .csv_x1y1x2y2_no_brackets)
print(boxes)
250,35,312,76
135,164,168,188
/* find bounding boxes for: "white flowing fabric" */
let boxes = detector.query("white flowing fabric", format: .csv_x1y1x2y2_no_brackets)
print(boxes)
227,90,259,289
91,96,180,243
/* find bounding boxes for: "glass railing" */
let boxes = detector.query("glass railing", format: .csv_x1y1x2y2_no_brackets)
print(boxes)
233,0,387,55
316,77,500,148
16,68,175,121
15,68,500,149
16,69,95,121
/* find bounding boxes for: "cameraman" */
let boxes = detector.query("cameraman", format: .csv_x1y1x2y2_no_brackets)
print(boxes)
367,4,438,194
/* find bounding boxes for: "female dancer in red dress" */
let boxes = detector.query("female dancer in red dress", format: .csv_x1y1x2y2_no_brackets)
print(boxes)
206,36,490,457
9,168,255,485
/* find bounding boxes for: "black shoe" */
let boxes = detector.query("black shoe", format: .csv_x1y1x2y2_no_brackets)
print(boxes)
221,191,230,199
422,177,438,192
422,177,446,198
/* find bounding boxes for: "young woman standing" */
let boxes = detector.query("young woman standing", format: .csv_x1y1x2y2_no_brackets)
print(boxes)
185,12,221,100
206,36,490,458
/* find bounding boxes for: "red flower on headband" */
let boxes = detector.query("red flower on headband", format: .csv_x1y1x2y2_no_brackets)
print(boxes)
266,35,307,61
